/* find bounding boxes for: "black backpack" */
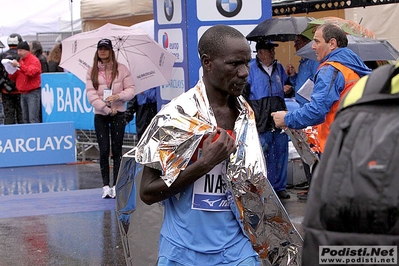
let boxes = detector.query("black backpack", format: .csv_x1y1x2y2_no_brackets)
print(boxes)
302,64,399,265
0,50,18,92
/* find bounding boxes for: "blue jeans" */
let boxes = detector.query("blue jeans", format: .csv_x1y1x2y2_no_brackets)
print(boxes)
258,129,288,192
20,89,41,123
94,112,126,187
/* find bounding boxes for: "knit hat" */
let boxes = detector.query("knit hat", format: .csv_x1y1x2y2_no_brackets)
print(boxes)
17,41,30,51
97,39,113,49
255,40,279,51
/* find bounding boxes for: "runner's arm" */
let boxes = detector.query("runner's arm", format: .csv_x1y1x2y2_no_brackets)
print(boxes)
140,128,236,205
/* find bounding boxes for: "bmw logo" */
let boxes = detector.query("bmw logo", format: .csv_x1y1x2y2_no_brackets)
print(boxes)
164,0,174,21
216,0,242,18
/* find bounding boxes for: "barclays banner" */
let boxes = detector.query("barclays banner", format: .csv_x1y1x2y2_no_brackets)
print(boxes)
41,73,94,130
0,122,76,168
41,73,136,133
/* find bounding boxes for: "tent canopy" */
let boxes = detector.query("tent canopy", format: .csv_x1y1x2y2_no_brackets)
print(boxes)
80,0,153,31
0,0,81,37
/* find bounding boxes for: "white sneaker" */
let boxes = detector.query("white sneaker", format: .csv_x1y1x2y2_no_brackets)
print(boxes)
102,186,111,199
110,186,116,199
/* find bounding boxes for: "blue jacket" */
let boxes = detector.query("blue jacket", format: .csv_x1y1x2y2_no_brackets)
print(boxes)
284,48,371,129
289,58,319,107
244,57,289,132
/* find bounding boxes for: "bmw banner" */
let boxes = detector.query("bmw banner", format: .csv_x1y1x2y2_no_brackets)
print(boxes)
154,0,271,106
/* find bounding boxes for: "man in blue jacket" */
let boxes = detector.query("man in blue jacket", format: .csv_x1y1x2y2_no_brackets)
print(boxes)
272,23,370,135
272,24,371,199
243,40,291,199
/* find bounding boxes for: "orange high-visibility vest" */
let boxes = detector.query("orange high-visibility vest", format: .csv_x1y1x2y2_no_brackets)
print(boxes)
316,61,360,153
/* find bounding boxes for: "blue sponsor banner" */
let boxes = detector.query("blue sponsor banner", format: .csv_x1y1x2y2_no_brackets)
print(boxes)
0,122,76,168
41,73,136,133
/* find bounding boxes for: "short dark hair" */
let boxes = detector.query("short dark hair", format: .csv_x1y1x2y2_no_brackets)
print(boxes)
198,25,245,59
319,23,348,48
297,34,311,43
31,41,43,57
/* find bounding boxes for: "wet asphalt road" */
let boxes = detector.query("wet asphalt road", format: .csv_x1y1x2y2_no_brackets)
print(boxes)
0,162,307,266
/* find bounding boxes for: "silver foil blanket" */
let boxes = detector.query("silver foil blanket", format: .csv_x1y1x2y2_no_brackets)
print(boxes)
285,127,320,166
134,80,303,265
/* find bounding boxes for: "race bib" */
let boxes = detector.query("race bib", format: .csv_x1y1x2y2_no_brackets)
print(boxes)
191,160,230,211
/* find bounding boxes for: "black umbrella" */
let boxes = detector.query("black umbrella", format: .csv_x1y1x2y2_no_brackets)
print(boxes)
247,16,314,42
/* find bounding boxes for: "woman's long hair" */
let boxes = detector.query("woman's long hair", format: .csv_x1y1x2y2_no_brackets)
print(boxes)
90,48,119,90
47,43,62,64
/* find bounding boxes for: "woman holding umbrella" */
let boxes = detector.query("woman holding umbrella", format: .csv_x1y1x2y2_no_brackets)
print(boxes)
86,38,135,199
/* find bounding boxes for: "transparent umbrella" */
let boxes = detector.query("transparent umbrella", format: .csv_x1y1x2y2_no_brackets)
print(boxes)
301,16,375,40
296,35,399,62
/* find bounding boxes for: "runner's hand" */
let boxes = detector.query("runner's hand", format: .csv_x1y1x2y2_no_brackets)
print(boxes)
200,128,236,168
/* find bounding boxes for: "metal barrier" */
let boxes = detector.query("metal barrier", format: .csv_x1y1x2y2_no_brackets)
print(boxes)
75,129,138,162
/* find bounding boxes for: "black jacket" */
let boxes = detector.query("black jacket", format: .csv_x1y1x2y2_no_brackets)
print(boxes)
0,48,19,93
125,96,157,139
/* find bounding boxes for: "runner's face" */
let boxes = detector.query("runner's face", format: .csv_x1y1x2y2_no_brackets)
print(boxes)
312,27,331,61
207,36,251,97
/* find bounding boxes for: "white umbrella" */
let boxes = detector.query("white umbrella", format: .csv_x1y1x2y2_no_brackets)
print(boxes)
295,35,399,62
130,19,154,38
60,23,176,94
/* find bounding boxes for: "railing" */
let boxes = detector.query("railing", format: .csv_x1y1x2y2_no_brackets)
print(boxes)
75,129,138,162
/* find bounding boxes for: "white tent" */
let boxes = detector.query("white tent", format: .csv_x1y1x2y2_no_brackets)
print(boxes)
0,0,81,37
80,0,153,31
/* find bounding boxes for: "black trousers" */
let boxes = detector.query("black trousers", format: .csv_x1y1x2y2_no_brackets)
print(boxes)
2,93,23,125
94,112,126,187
